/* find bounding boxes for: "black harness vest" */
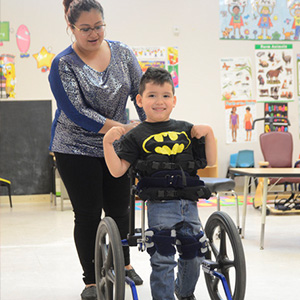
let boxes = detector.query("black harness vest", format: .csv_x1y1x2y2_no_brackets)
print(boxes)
134,137,211,201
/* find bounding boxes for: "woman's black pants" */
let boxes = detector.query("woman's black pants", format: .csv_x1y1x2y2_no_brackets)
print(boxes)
54,153,130,285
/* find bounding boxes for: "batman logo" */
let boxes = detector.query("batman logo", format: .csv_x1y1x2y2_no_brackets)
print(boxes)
142,131,191,155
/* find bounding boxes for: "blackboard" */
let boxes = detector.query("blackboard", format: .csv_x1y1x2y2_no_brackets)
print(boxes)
0,100,52,195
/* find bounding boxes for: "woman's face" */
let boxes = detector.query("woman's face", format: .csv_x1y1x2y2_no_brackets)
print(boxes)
71,9,105,52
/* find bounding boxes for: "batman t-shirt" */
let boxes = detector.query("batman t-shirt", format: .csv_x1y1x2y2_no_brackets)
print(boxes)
117,119,194,166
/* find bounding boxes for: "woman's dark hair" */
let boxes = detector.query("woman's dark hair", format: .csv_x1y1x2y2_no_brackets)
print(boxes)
63,0,104,25
138,67,175,95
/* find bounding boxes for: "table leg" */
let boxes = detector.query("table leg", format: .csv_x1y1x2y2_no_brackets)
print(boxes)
260,177,268,250
241,175,249,238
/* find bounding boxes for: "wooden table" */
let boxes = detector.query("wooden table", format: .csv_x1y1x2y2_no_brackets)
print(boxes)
229,168,300,249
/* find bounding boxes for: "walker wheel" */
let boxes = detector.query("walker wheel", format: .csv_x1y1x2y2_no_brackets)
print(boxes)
204,211,246,300
95,217,125,300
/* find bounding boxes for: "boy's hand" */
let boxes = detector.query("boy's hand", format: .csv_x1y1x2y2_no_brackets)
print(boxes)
104,126,126,144
103,126,131,178
191,125,213,139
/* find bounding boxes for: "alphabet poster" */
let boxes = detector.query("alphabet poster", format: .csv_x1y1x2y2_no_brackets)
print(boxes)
255,44,294,102
220,0,300,41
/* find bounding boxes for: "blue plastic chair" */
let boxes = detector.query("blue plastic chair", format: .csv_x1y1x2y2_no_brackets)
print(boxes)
227,150,256,193
229,153,238,169
236,150,254,168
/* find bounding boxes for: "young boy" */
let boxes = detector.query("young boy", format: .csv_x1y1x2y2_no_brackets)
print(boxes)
103,67,216,300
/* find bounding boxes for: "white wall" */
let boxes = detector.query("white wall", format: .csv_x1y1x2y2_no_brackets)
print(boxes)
2,0,300,178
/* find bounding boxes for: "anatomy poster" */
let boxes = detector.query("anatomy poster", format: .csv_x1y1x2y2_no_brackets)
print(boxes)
131,46,179,87
225,100,257,143
220,0,300,41
220,57,253,101
255,44,294,102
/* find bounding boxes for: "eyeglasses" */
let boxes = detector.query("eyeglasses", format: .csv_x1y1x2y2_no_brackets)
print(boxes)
72,24,106,36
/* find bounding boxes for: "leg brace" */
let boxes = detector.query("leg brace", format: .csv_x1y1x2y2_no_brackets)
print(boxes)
145,228,208,259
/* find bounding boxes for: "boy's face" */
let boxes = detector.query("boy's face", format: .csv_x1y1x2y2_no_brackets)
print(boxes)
136,81,176,123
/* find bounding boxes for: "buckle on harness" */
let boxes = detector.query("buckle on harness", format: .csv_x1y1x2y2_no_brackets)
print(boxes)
165,174,184,188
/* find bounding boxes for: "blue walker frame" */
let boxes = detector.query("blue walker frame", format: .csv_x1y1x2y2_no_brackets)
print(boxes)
95,144,246,300
120,168,244,300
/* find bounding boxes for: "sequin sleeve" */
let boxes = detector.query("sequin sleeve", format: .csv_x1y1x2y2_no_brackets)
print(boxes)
49,48,105,133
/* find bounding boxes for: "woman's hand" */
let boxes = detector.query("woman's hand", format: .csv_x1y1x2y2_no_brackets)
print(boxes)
123,121,140,134
99,119,140,135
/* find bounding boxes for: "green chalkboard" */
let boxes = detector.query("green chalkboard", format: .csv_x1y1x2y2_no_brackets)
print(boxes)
0,100,52,195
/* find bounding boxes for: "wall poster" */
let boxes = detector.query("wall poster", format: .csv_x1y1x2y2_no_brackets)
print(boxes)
0,54,15,98
0,22,10,46
264,102,289,132
220,0,300,41
297,53,300,95
255,44,294,102
220,57,253,101
225,100,257,143
131,46,179,87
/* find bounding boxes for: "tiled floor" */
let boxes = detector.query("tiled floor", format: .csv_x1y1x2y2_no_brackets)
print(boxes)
1,198,300,300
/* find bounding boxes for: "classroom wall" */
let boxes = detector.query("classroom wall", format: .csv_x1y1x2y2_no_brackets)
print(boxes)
2,0,300,178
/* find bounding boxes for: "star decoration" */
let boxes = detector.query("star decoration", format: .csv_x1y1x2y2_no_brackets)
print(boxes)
33,46,55,72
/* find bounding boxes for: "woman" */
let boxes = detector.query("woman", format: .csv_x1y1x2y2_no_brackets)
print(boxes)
49,1,145,299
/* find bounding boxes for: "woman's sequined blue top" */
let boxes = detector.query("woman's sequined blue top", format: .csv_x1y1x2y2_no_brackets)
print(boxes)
49,40,145,157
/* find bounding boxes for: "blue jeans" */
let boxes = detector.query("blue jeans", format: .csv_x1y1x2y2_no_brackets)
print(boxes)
147,200,204,300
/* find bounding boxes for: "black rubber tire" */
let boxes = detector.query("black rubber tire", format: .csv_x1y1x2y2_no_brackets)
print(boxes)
95,217,125,300
204,211,246,300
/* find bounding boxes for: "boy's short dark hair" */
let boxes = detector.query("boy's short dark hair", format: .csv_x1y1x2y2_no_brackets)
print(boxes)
138,67,175,95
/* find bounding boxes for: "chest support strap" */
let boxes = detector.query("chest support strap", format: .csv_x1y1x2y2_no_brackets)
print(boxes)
136,170,211,201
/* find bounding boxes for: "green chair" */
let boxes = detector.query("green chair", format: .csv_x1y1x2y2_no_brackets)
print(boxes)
0,177,12,207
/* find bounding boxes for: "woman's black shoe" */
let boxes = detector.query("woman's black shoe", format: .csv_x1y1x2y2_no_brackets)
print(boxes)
81,286,97,300
125,268,143,285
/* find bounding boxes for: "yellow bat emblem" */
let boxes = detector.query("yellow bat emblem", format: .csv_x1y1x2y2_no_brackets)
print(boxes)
142,131,191,155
